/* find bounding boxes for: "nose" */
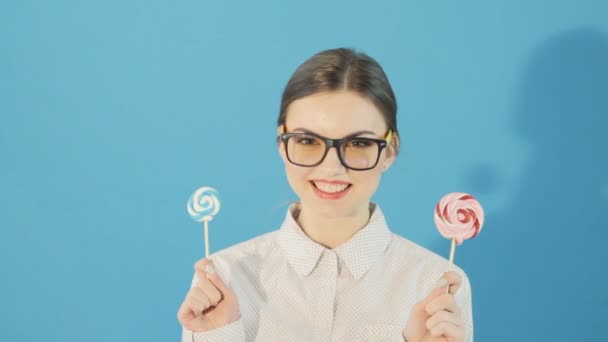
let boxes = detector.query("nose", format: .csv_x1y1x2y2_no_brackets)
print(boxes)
319,146,346,172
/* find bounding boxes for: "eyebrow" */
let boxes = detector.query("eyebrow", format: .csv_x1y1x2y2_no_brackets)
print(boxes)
290,127,378,139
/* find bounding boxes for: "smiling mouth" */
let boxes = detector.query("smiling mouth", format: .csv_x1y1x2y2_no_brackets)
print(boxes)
310,181,352,194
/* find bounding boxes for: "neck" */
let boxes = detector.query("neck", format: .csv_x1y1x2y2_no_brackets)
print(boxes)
295,203,372,249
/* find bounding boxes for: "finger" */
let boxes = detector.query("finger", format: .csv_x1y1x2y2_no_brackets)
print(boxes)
194,258,214,279
425,293,461,316
207,269,235,299
194,266,220,304
426,310,464,331
195,276,223,306
196,259,236,301
195,259,224,286
415,286,446,313
442,271,462,295
177,300,196,322
429,321,465,340
207,263,232,296
187,286,212,313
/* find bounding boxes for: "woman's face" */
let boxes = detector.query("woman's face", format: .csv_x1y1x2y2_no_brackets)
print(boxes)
278,90,397,219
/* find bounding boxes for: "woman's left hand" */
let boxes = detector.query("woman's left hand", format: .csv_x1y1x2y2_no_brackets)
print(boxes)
402,271,465,342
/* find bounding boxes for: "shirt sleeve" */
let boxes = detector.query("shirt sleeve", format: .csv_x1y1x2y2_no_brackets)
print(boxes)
181,317,246,342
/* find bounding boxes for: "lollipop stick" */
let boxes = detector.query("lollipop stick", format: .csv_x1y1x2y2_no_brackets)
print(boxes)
204,220,210,258
448,238,456,271
443,238,457,294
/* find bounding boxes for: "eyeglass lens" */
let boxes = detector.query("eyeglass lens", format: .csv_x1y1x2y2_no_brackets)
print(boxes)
286,134,379,170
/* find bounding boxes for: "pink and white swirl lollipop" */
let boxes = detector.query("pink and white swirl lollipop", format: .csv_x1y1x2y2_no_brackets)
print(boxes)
434,192,484,267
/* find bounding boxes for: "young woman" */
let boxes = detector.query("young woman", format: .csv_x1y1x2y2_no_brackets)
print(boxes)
178,48,473,342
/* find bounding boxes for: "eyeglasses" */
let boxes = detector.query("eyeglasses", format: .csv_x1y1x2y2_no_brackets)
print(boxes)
278,126,393,171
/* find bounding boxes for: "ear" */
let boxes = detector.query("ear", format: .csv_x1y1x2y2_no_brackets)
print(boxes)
277,125,287,162
381,134,400,172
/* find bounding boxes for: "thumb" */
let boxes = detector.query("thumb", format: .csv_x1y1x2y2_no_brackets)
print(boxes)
421,286,446,307
412,285,445,316
415,278,449,311
204,261,236,299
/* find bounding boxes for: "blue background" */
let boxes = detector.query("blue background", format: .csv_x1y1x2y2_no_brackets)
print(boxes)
1,1,607,341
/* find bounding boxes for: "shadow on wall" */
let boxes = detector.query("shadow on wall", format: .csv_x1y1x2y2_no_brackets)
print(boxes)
456,28,608,341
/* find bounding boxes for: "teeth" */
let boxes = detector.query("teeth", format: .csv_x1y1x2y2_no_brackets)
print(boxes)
313,182,349,193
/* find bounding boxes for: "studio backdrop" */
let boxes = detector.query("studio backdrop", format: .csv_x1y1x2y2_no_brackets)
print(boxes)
1,1,607,341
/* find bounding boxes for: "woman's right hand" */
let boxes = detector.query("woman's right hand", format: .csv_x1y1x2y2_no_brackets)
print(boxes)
177,258,241,332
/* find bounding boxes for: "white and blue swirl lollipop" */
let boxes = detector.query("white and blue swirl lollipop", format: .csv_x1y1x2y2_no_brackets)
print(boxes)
187,186,221,257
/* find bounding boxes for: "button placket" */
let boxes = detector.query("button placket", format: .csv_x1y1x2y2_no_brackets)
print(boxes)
315,250,338,340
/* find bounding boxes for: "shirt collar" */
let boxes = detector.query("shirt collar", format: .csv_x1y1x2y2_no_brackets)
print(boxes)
277,203,393,280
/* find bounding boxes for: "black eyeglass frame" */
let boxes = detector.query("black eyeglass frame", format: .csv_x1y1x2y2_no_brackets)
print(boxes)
278,131,391,171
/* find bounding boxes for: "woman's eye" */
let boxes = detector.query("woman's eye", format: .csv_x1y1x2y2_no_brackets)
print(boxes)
296,136,318,145
349,139,372,148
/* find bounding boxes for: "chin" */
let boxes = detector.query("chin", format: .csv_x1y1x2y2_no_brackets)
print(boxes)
301,197,362,218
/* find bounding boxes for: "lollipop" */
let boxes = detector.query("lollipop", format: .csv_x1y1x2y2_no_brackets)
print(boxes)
187,186,221,258
434,192,484,268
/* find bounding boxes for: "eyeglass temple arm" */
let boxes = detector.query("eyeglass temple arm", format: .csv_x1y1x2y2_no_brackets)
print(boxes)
385,130,393,144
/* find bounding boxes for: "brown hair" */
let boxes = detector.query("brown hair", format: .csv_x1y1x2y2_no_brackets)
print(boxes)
277,48,399,145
